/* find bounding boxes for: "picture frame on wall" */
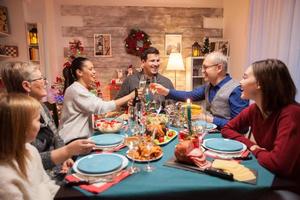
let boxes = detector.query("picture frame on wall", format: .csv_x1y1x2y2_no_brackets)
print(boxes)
0,6,9,34
94,34,112,57
210,38,230,57
165,34,182,56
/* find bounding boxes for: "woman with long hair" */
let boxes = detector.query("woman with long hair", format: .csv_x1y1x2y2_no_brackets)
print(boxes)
222,59,300,182
1,62,95,183
59,57,135,143
0,93,59,199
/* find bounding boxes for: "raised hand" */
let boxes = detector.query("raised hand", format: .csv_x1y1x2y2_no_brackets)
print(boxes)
152,83,169,96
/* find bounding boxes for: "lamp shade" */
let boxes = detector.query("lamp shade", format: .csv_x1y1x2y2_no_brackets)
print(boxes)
166,53,185,71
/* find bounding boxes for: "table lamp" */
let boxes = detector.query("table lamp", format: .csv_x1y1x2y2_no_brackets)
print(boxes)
166,52,185,88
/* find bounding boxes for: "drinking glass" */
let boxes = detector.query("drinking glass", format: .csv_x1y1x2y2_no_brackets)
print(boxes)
143,141,155,172
139,75,147,89
127,140,141,174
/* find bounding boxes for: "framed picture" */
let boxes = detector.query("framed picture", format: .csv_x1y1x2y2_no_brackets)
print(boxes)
94,34,112,57
165,34,182,56
210,38,230,56
0,6,9,34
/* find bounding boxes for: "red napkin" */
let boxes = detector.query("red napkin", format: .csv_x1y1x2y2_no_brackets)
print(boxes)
65,170,131,194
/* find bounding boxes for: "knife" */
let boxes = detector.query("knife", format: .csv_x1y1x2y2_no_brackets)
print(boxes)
203,167,234,181
164,158,234,181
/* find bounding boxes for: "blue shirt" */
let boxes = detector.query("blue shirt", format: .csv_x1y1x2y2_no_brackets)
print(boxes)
167,75,249,128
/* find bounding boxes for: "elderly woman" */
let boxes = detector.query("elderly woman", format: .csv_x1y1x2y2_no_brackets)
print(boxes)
1,62,95,183
222,59,300,184
59,57,136,144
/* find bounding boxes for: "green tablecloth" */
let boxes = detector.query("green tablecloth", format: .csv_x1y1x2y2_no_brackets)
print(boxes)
58,128,275,200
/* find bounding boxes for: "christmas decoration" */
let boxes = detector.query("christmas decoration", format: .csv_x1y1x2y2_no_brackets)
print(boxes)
124,29,152,56
201,37,210,55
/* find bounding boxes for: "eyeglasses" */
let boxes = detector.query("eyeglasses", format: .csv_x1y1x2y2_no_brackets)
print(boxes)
202,64,218,71
29,76,47,82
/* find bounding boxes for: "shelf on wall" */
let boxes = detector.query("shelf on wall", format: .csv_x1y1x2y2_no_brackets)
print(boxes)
0,54,12,58
0,32,10,37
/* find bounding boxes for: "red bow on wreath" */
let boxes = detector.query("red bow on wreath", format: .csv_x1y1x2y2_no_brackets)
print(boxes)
124,29,152,57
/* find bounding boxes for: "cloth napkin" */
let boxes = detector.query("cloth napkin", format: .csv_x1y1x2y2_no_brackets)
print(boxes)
65,170,130,194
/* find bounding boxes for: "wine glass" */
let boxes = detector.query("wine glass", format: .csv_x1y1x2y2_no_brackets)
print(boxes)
143,141,155,172
127,140,141,174
139,75,147,90
143,129,156,172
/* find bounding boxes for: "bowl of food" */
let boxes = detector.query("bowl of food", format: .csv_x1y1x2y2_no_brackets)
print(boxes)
96,118,123,133
146,113,168,125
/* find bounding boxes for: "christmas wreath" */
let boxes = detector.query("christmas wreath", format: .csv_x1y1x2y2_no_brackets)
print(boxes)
124,29,152,56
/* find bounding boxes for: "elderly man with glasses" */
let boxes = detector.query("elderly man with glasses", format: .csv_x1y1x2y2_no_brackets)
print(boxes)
154,51,249,129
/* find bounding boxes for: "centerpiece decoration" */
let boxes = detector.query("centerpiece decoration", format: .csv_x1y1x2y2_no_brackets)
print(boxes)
124,29,152,56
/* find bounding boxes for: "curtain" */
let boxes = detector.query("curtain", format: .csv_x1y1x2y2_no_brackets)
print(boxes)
247,0,300,101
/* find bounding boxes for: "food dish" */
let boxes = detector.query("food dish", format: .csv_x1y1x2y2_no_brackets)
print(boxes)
90,134,124,147
126,150,163,163
96,118,123,133
146,113,168,125
77,154,123,174
154,129,178,145
73,153,129,177
126,141,163,162
202,138,246,154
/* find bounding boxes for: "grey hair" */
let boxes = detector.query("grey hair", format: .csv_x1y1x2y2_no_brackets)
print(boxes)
205,51,228,72
0,62,39,93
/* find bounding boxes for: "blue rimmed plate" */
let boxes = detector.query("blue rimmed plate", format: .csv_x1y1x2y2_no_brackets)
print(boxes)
90,134,124,147
203,138,246,154
77,154,122,174
73,153,128,176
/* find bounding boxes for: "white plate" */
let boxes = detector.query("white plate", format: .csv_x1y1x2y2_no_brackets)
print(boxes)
184,120,217,131
89,134,124,149
73,153,128,177
204,149,243,160
126,150,163,163
202,138,247,154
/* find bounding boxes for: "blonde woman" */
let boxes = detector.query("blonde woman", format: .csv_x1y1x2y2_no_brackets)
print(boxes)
1,62,95,183
0,93,59,199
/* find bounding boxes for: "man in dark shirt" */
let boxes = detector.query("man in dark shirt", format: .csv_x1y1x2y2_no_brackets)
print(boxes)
115,47,174,101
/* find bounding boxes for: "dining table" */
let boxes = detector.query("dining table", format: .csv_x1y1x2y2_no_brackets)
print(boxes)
54,127,284,200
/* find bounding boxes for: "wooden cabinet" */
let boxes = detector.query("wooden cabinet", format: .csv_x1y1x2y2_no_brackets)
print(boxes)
185,56,205,90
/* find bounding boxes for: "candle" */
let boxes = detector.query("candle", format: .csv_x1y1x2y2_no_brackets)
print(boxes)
187,98,192,135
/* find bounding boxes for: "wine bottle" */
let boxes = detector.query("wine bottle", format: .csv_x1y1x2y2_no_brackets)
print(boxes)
132,88,141,108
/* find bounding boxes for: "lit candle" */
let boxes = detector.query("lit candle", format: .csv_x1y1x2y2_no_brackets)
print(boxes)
187,98,192,135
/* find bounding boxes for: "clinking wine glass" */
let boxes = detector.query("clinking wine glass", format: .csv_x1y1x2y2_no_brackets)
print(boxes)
139,75,147,90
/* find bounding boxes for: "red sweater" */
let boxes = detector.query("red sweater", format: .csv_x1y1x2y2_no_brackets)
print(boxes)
221,103,300,181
